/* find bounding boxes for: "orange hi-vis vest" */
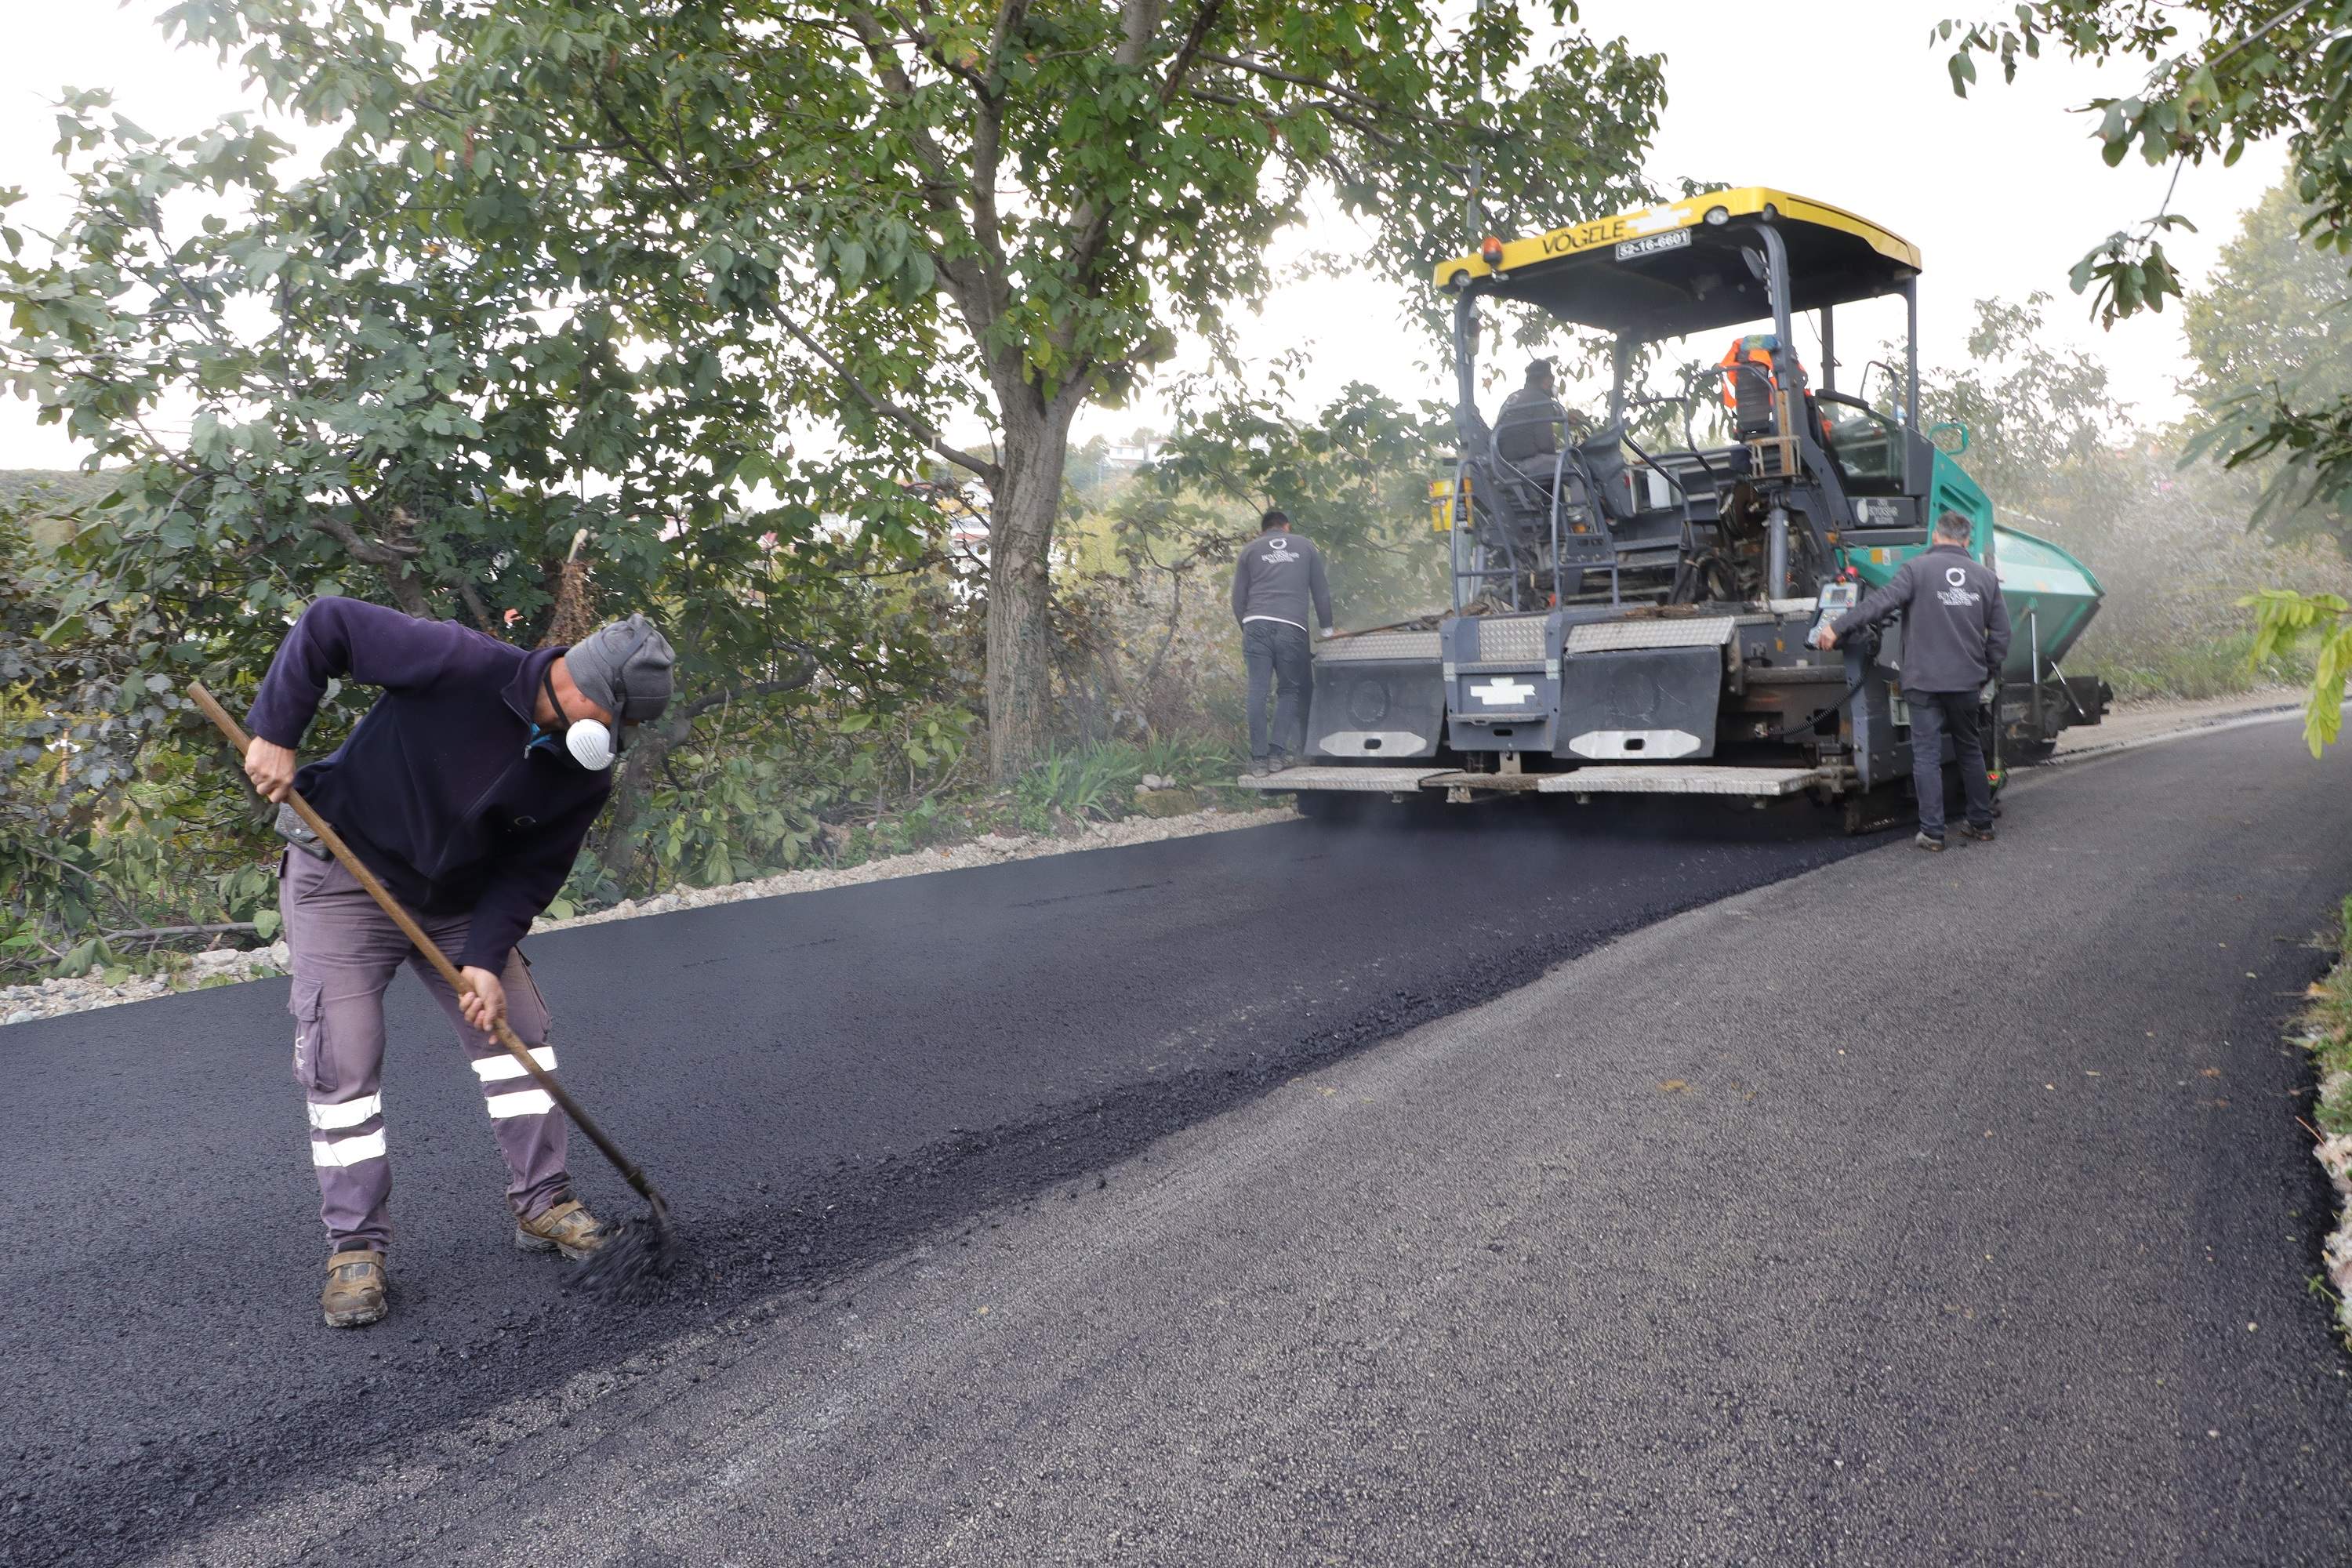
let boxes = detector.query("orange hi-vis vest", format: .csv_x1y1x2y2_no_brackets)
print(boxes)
1719,333,1831,441
1719,334,1782,411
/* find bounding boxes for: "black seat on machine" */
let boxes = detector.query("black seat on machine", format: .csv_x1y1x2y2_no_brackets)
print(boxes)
1568,423,1639,524
1729,358,1777,440
1494,394,1566,464
1481,441,1558,533
1451,405,1533,524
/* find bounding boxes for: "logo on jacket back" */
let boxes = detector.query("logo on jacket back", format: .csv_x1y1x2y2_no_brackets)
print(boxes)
1936,564,1980,608
1264,535,1298,562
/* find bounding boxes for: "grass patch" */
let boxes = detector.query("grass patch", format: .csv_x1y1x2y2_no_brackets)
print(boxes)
1010,736,1245,834
2080,630,2316,704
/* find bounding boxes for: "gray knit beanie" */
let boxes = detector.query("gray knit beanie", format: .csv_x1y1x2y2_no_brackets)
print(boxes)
563,613,675,726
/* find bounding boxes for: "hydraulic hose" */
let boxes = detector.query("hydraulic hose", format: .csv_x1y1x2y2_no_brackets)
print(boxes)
1767,632,1876,742
1768,670,1866,742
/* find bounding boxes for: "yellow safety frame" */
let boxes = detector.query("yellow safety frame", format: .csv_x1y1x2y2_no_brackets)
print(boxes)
1432,187,1920,291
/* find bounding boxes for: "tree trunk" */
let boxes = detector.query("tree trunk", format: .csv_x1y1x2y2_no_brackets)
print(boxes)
595,708,691,885
984,397,1077,782
381,561,429,617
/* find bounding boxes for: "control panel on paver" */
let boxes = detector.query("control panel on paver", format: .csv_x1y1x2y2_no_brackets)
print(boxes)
1813,580,1858,642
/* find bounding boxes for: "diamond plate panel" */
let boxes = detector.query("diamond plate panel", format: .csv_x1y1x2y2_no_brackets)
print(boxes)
1565,618,1738,653
1533,764,1824,797
1316,630,1442,663
1235,766,1448,793
1470,615,1549,664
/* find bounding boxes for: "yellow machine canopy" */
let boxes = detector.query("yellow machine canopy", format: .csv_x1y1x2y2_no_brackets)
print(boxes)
1433,187,1922,340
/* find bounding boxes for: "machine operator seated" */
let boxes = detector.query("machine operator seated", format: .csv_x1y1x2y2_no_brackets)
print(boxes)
1492,358,1591,471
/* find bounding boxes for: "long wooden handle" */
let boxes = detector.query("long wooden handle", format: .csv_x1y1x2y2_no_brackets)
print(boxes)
191,684,469,991
187,681,664,1205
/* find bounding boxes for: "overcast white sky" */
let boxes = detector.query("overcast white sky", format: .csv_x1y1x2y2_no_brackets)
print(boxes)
0,0,2279,471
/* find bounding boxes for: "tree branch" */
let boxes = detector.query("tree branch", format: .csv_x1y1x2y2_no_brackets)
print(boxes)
1185,85,1405,152
844,7,1008,318
101,921,260,945
896,0,1001,96
1062,2,1219,317
958,0,1030,299
677,661,822,724
588,77,699,199
775,311,1002,485
1159,0,1223,107
455,578,499,637
1196,51,1395,115
310,512,423,567
1116,0,1165,68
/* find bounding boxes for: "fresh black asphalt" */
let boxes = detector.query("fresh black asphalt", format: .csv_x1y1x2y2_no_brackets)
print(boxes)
285,717,2351,1568
2,793,1881,1565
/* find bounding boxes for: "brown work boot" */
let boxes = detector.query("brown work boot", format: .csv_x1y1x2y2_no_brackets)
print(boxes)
514,1198,608,1261
321,1248,389,1328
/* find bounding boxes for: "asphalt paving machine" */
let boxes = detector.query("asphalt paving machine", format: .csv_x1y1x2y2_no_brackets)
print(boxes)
1237,187,2110,829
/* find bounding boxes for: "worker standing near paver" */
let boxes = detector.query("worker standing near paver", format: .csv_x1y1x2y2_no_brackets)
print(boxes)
240,597,675,1327
1812,510,2012,851
1230,508,1334,775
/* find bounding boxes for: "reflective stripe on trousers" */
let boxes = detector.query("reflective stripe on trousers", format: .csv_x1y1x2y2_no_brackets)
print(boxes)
281,848,570,1253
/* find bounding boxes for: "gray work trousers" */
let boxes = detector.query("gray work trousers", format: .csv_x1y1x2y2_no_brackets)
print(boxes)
1905,688,1994,838
279,848,571,1255
1243,619,1312,760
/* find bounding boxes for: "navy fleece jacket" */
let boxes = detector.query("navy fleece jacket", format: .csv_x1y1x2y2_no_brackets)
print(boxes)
247,597,610,974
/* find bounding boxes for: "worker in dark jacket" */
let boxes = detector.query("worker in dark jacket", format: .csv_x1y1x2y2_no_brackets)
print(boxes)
1230,509,1334,774
1812,510,2012,851
242,597,675,1327
1494,358,1572,466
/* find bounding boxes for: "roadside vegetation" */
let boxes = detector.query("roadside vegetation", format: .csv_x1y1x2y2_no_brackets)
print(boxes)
1915,175,2352,707
2297,895,2352,1342
1948,2,2352,751
0,0,1650,986
0,467,1240,984
1943,7,2352,1357
0,391,1450,985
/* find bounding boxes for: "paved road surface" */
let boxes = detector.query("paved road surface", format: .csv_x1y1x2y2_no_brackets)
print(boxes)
7,722,2350,1564
2,789,1875,1565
